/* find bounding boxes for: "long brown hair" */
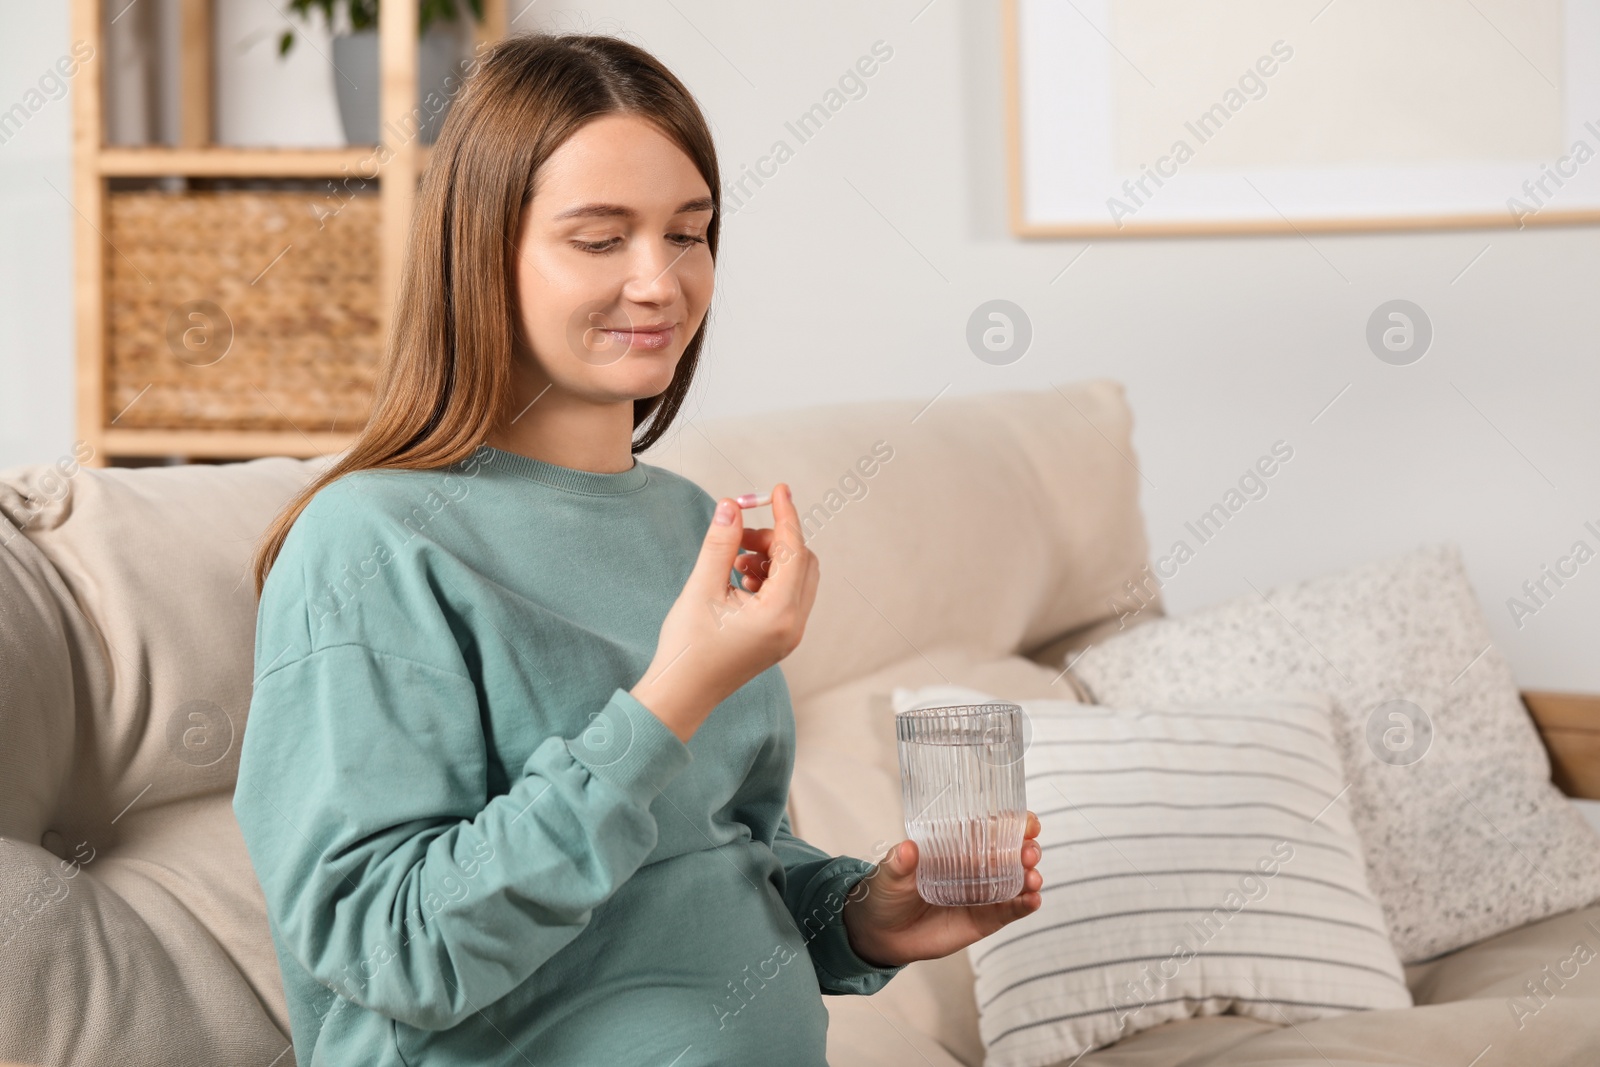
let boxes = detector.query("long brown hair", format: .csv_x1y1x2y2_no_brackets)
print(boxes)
250,32,721,597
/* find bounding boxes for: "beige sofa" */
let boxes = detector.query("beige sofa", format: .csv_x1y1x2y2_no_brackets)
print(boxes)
1,380,1596,1066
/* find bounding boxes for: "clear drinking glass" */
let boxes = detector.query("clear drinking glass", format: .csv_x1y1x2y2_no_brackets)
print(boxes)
894,702,1027,906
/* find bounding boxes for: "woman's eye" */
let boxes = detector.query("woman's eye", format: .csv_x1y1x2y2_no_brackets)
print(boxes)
572,233,708,255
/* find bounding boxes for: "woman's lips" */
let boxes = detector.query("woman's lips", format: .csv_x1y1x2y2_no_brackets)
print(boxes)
605,325,674,350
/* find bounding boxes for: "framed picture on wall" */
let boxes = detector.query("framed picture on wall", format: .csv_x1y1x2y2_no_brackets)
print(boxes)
1004,0,1600,237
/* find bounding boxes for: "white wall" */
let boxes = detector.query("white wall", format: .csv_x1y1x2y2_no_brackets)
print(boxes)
0,2,76,475
3,0,1597,690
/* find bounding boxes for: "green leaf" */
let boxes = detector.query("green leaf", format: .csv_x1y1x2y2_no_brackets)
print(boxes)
278,30,294,55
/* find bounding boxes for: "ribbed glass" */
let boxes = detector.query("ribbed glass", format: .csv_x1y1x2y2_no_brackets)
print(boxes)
894,702,1027,906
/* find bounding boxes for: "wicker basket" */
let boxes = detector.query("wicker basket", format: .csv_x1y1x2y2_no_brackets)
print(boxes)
105,188,384,433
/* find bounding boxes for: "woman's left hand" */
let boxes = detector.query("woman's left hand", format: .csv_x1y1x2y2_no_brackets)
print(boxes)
841,810,1043,968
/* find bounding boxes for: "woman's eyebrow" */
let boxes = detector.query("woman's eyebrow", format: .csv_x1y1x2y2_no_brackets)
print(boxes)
551,196,716,221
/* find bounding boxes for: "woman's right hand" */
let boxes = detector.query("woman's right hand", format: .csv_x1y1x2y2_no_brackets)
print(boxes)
630,482,819,742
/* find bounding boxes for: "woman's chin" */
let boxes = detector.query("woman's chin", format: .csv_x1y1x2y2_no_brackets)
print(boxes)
580,369,678,404
616,352,682,390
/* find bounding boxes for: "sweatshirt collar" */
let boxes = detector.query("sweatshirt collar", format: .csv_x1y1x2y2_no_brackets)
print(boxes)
481,445,650,495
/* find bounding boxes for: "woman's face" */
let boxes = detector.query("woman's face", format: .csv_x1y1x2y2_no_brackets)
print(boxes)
510,112,715,405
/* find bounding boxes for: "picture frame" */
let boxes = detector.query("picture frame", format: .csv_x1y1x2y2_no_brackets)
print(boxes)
1004,0,1600,237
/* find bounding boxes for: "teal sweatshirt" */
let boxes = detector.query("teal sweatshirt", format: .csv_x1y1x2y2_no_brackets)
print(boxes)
233,443,903,1067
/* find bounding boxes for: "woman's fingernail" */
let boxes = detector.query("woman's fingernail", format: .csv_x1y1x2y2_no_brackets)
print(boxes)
715,500,734,525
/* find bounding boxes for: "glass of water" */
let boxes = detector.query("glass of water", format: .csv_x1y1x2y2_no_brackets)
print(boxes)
895,702,1027,906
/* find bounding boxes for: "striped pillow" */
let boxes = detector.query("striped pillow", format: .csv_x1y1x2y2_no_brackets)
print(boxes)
890,686,1412,1067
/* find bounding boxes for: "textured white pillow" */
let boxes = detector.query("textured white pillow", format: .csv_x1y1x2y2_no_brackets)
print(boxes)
1069,542,1600,962
891,685,1411,1067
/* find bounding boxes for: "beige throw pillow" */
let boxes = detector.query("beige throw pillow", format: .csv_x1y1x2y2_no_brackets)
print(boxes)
1069,542,1600,962
891,685,1411,1067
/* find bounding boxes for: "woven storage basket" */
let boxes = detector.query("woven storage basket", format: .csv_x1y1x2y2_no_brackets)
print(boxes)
105,188,383,433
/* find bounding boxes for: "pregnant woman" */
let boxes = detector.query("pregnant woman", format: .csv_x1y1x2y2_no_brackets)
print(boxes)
234,31,1041,1067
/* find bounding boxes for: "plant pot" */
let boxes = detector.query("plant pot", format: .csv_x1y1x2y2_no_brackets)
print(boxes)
329,25,464,147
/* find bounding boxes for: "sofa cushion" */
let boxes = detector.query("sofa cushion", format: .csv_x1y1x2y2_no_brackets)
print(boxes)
0,513,82,844
823,994,971,1067
0,796,295,1067
892,685,1410,1067
644,380,1157,704
0,454,332,1064
1405,902,1600,1008
1068,904,1600,1067
1069,542,1600,963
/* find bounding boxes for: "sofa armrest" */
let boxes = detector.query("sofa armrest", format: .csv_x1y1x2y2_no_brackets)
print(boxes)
1522,690,1600,800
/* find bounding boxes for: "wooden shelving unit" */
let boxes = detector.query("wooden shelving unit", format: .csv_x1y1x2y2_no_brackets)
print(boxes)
97,145,431,178
71,0,505,466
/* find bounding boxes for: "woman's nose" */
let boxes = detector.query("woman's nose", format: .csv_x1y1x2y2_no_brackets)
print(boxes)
622,240,690,304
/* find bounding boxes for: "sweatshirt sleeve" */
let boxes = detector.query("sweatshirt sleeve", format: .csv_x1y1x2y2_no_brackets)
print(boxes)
771,811,905,996
235,648,691,1032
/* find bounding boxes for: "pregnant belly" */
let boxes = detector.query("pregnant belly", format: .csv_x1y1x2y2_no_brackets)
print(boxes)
396,842,831,1067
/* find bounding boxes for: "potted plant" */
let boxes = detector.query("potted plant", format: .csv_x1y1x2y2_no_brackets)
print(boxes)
278,0,486,146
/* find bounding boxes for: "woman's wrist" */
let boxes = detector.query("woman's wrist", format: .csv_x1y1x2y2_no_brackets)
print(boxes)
629,673,705,743
841,896,905,969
